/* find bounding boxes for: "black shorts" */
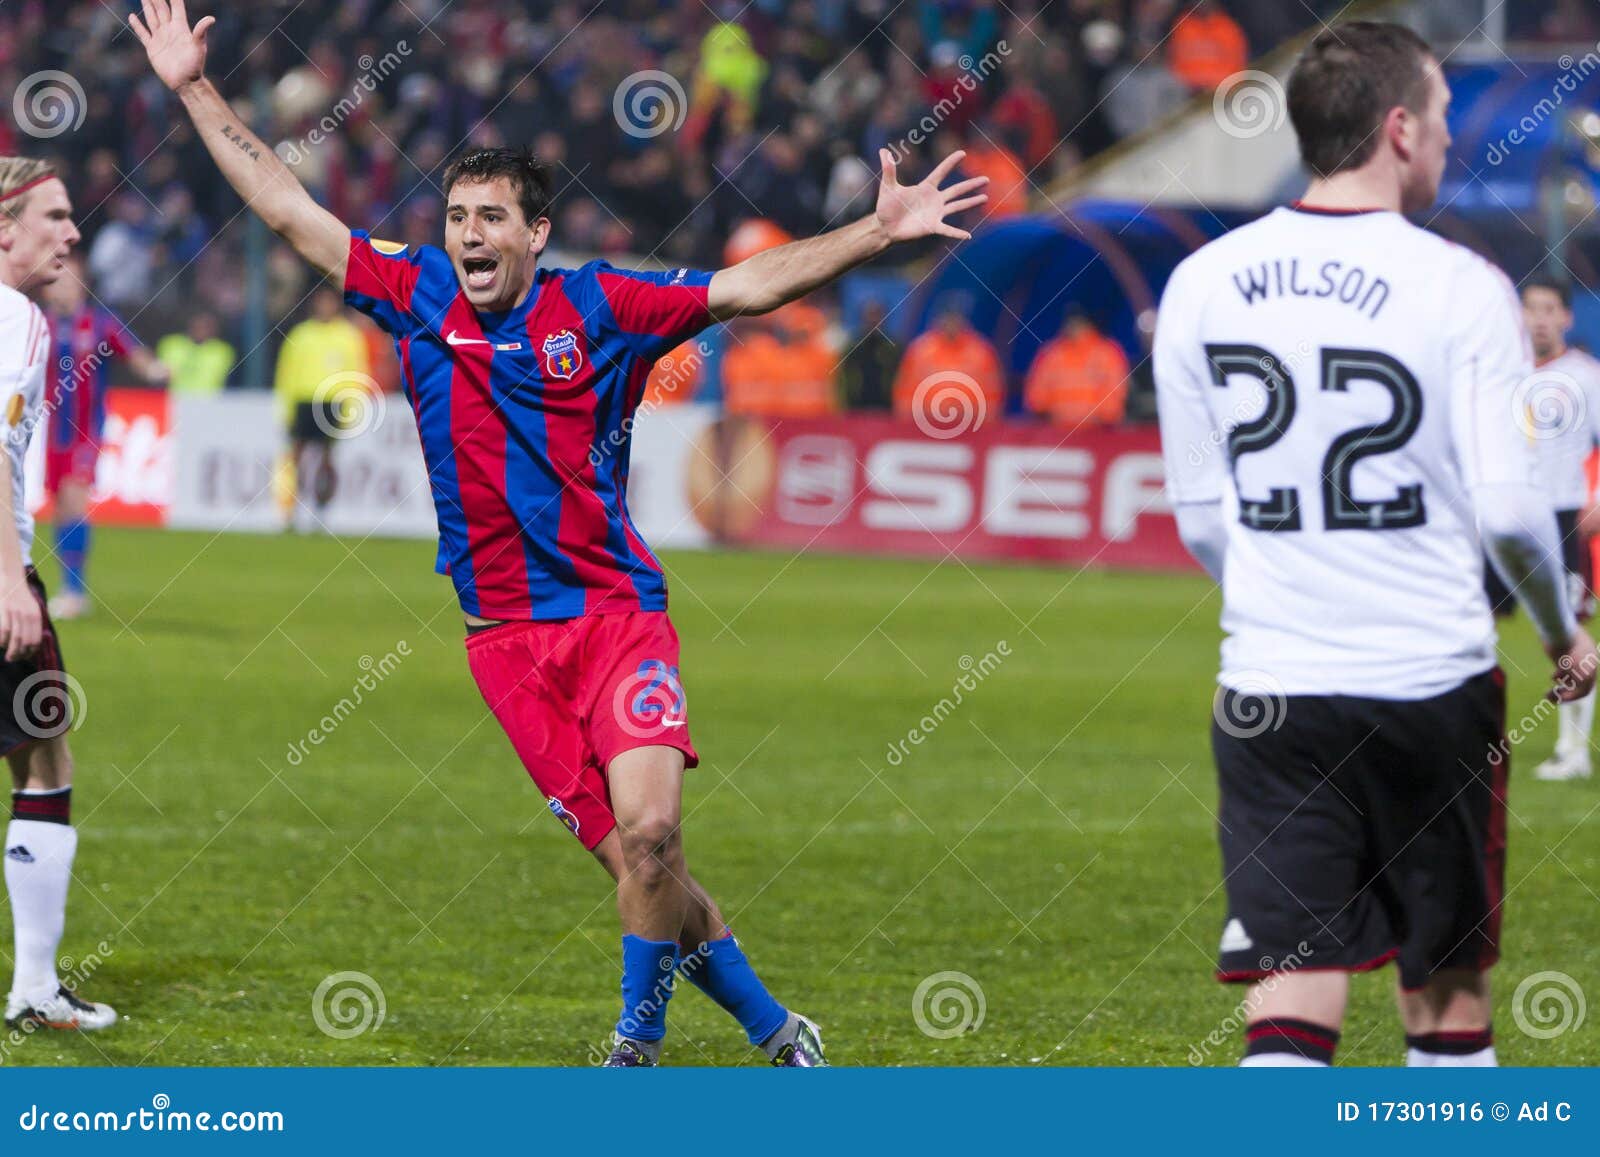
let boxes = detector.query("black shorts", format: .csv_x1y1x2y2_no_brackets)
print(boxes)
290,400,341,443
1211,667,1506,992
0,569,71,755
1484,507,1592,618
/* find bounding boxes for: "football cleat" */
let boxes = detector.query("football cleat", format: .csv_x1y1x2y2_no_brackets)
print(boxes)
46,593,89,621
5,985,118,1031
770,1014,828,1067
1535,751,1593,781
601,1037,658,1067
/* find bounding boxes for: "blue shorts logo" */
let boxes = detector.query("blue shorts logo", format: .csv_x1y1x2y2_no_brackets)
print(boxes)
547,796,580,837
542,330,583,380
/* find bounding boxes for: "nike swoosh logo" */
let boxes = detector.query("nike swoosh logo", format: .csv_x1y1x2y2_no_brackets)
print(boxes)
445,331,489,346
661,720,686,729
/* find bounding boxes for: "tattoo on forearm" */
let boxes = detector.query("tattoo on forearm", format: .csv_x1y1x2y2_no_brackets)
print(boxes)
221,124,262,162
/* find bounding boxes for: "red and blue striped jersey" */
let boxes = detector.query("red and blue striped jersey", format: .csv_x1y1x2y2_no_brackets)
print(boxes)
48,305,134,450
343,230,715,620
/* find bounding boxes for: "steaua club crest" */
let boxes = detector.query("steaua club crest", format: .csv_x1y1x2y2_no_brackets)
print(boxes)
541,329,584,380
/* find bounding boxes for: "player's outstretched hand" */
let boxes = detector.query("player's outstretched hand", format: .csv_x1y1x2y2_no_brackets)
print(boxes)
1547,626,1598,702
128,0,216,92
875,149,989,244
0,581,41,662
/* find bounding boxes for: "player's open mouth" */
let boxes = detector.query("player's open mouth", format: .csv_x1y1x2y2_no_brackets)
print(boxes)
462,256,498,291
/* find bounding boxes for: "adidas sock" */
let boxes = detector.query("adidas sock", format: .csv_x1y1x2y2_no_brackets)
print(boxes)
1240,1052,1330,1067
616,934,678,1045
678,935,789,1048
6,788,75,1003
1406,1028,1496,1067
1242,1017,1339,1066
55,520,89,596
1568,692,1595,758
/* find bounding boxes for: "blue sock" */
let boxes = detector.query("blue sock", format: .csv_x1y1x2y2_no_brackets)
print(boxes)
680,935,789,1046
56,520,89,595
617,934,678,1043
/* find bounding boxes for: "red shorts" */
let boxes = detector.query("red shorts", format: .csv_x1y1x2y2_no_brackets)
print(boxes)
45,442,99,495
465,610,698,850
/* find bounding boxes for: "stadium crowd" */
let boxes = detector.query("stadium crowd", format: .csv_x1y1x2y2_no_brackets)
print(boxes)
3,0,1344,419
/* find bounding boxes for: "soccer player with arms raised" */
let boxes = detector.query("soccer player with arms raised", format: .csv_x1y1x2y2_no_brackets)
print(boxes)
1156,22,1596,1068
132,0,986,1065
0,158,116,1031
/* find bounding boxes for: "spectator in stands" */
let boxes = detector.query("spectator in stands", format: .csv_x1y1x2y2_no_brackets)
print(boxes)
86,193,156,311
695,18,768,115
961,123,1031,220
721,306,837,419
991,66,1060,171
770,302,838,418
1024,310,1130,427
156,311,237,397
6,0,1336,373
893,306,1007,425
1103,28,1189,139
1168,0,1250,91
722,318,787,418
840,301,899,412
273,286,371,531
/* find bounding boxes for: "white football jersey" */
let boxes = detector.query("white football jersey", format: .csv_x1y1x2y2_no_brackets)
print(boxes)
1155,206,1538,699
0,283,50,567
1519,346,1600,511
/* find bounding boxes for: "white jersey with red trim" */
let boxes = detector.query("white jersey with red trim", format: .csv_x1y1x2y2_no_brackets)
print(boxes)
1155,205,1540,699
0,283,50,566
1521,346,1600,511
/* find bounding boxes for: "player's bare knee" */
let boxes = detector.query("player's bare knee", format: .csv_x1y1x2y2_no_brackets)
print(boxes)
618,816,682,876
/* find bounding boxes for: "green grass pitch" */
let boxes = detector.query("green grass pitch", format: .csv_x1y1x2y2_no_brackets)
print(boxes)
5,527,1594,1066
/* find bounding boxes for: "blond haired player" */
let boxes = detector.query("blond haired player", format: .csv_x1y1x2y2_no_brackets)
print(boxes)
0,157,114,1030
